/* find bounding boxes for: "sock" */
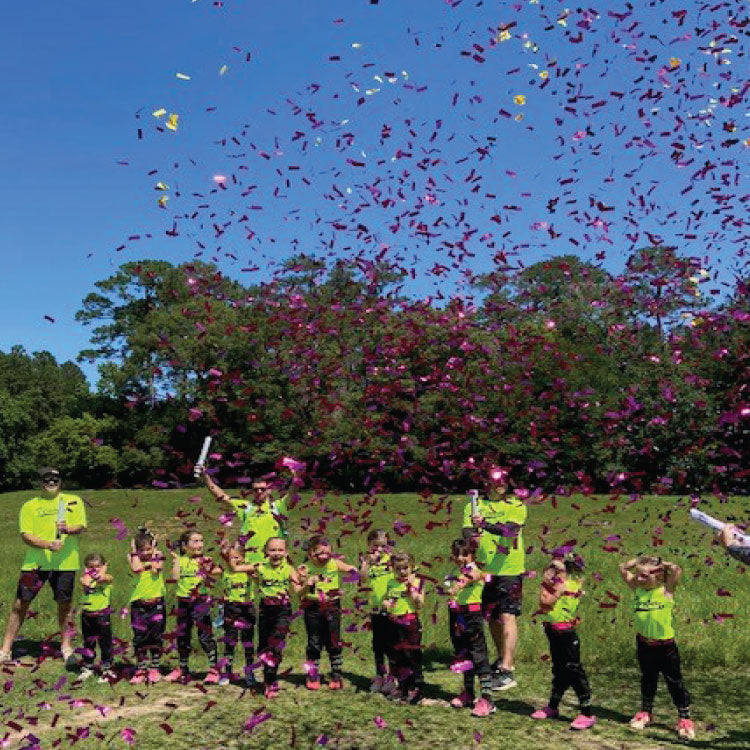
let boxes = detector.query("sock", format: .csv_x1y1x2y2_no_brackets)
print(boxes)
678,707,691,719
478,674,493,698
179,655,189,673
330,654,343,680
150,652,161,670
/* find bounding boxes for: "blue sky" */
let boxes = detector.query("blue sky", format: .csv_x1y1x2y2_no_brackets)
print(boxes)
2,0,748,384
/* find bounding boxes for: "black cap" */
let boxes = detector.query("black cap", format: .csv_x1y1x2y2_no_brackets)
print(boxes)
39,467,61,480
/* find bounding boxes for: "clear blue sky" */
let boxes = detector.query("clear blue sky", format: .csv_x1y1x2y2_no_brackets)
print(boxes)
2,0,747,384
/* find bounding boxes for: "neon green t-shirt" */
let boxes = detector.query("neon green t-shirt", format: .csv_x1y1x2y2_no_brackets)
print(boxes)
81,579,112,613
176,555,213,598
463,495,527,576
365,553,393,610
544,577,583,625
633,586,675,640
446,563,484,606
231,495,288,564
223,570,254,604
385,579,417,617
129,570,166,602
305,558,341,601
257,561,292,601
19,493,87,571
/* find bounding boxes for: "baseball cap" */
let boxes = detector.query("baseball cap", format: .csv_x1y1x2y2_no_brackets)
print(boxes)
39,467,61,480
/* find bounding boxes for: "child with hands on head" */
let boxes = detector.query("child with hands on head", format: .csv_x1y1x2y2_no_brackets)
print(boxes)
620,555,695,741
297,535,358,691
79,552,114,682
128,528,167,684
444,538,496,718
359,529,395,694
531,552,594,730
169,530,222,684
383,551,425,704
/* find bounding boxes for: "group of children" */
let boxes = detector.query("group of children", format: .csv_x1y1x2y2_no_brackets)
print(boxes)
76,525,697,738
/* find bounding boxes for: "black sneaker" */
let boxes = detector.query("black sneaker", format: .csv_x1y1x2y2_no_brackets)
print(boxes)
492,669,517,691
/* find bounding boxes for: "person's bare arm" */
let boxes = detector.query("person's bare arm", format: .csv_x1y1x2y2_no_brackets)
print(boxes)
620,558,637,589
663,561,682,594
408,577,425,610
539,578,565,612
203,471,236,509
21,533,61,552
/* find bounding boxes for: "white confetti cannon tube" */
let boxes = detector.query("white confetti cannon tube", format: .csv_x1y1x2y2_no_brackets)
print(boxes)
469,489,479,518
55,497,66,540
690,508,750,545
194,436,212,478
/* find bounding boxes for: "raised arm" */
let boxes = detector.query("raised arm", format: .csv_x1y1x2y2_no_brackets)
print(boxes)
407,576,425,610
539,577,565,613
202,471,236,509
620,558,638,589
663,561,682,594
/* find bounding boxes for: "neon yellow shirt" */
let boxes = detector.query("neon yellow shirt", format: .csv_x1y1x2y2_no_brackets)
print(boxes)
446,563,484,606
386,579,417,617
365,553,393,610
176,555,213,598
633,586,675,640
223,570,254,604
257,561,292,600
231,495,289,564
19,493,87,571
463,495,527,576
81,580,112,613
305,559,341,601
129,570,165,602
544,577,583,624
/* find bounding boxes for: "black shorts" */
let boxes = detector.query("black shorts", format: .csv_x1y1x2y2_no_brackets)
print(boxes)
482,574,523,618
16,570,75,604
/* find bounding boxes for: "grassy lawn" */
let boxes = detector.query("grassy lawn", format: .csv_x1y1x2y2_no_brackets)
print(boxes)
1,488,749,749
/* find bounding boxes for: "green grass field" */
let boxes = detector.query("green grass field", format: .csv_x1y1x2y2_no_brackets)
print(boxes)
1,488,749,749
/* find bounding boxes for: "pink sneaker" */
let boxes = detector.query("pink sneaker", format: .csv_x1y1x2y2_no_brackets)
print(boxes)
450,691,473,708
629,711,652,730
165,668,185,683
204,668,220,684
531,706,560,720
264,682,280,699
676,718,695,740
570,714,596,730
471,697,497,718
129,670,146,685
147,669,161,684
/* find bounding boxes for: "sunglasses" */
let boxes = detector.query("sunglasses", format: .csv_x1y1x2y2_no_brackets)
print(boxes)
42,477,61,484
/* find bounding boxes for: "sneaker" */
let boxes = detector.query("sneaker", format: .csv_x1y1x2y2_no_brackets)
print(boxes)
471,697,497,718
629,711,652,730
370,676,386,693
98,669,116,683
218,674,231,686
306,677,321,691
328,679,343,691
165,668,186,683
531,706,560,720
129,669,147,685
450,691,473,709
492,669,517,691
570,714,596,730
264,682,280,699
676,718,695,740
62,648,78,670
78,666,95,681
0,650,13,665
147,668,161,684
204,669,220,685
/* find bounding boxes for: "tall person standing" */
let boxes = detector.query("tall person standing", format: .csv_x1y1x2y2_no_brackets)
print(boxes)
463,468,527,691
0,468,87,665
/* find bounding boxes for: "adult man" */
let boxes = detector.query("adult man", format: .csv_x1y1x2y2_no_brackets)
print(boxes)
463,469,527,691
203,470,289,564
0,468,87,665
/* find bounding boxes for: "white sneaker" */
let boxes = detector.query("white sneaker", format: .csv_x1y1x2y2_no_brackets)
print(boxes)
98,669,116,683
0,651,12,665
78,667,95,681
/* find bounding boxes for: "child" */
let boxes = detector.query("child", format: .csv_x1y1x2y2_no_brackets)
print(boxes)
384,551,425,704
219,541,257,687
298,535,358,691
252,537,301,698
359,529,395,693
128,528,167,684
444,539,496,718
620,555,695,741
531,553,594,730
79,552,114,681
168,530,222,684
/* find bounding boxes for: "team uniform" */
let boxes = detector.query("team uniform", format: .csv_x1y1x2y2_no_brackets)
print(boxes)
231,495,288,564
256,561,294,689
302,559,344,682
385,578,423,702
446,563,493,702
632,586,691,719
129,566,166,670
541,577,592,717
80,577,113,671
221,569,256,680
365,554,394,679
175,555,218,673
17,493,87,603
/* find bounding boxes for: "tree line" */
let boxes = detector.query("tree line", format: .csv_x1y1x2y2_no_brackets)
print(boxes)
1,248,747,495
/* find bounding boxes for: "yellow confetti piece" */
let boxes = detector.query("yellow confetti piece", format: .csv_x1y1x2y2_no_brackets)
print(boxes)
152,108,167,118
157,195,169,208
155,181,169,191
497,29,511,42
669,57,681,68
539,70,549,79
743,138,750,147
166,113,179,131
176,73,191,80
513,94,526,105
219,65,229,76
351,42,362,48
365,88,380,95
